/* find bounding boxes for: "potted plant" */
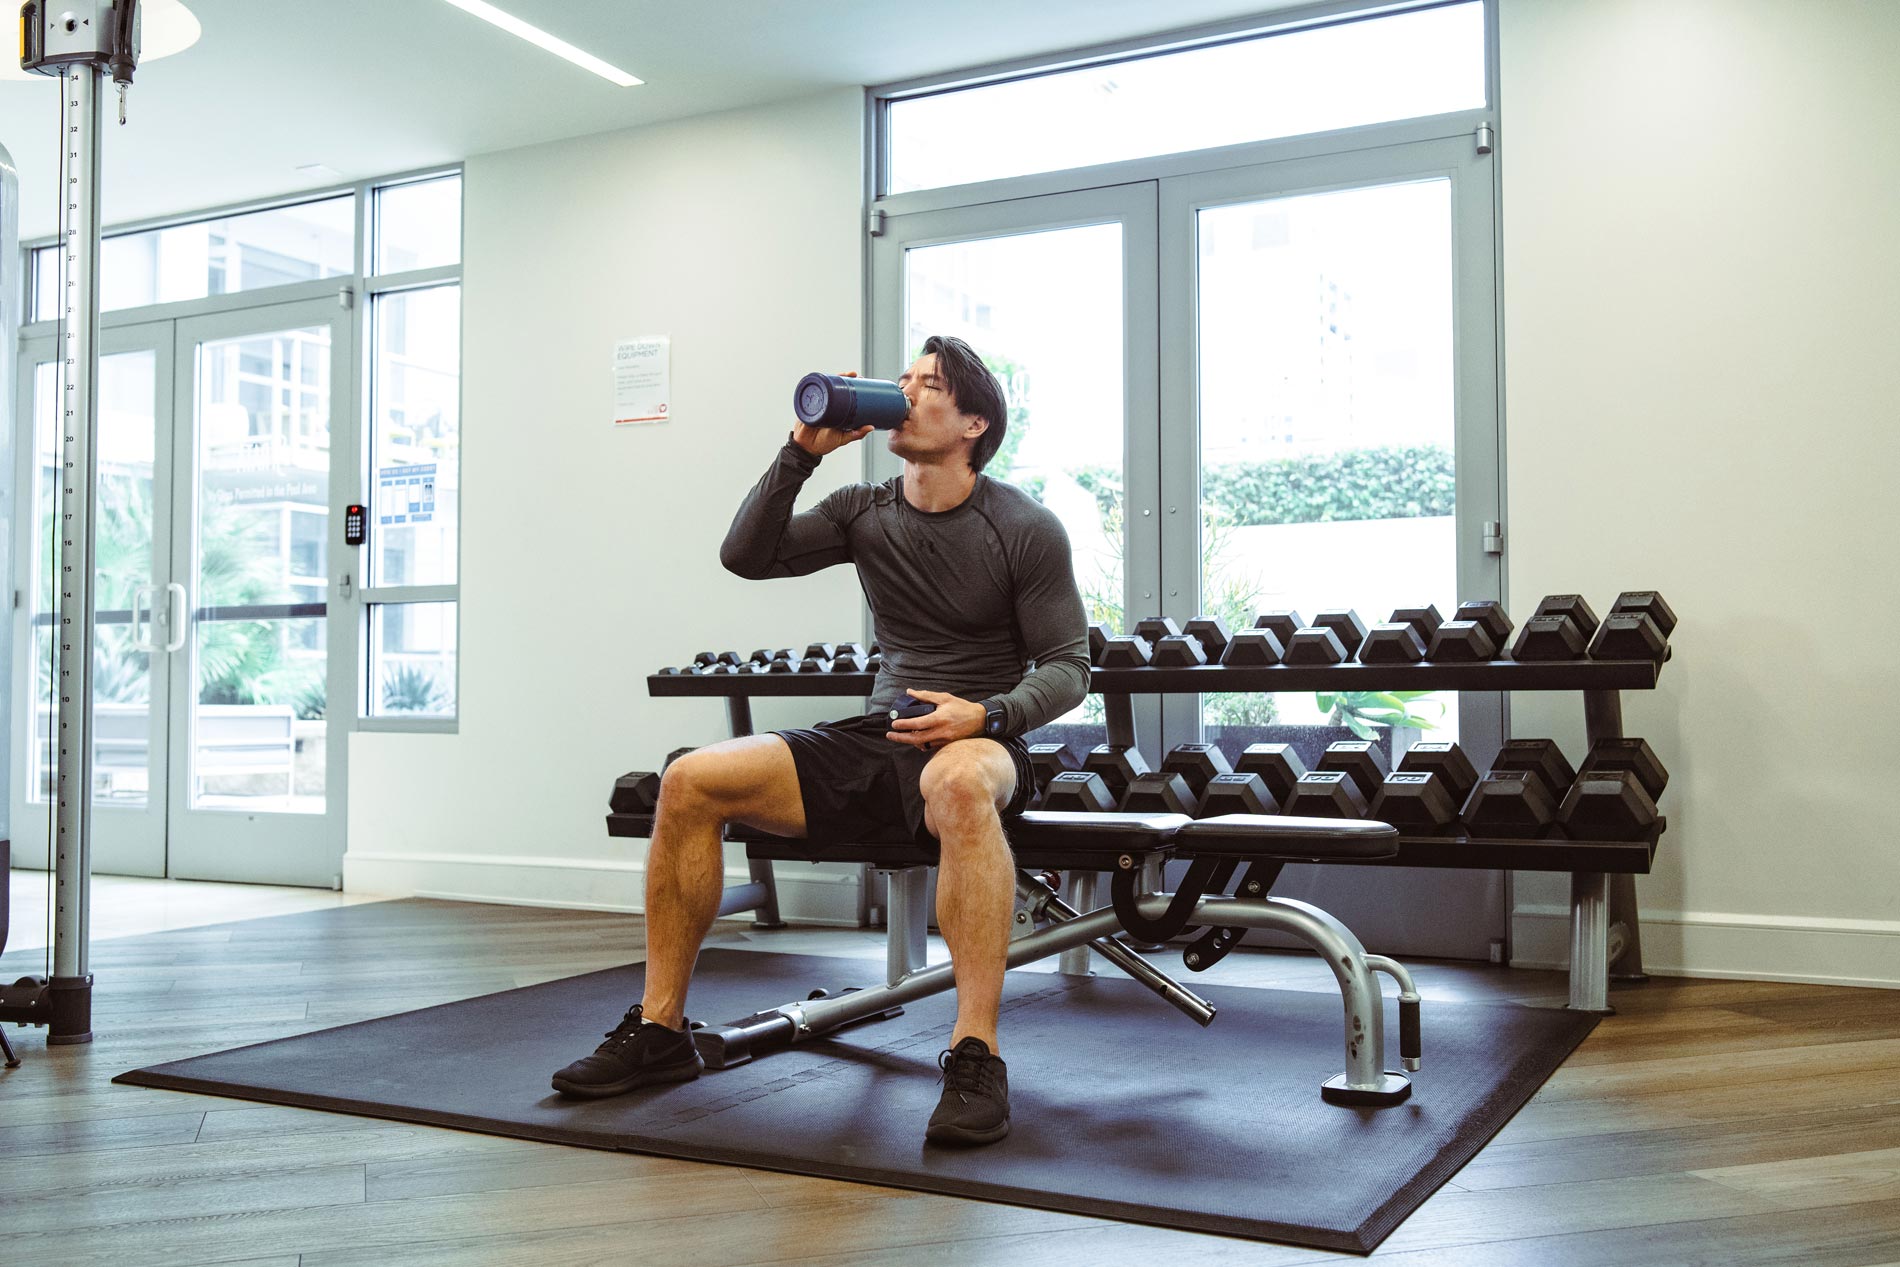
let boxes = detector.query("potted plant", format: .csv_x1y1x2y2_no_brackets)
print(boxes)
1314,690,1444,765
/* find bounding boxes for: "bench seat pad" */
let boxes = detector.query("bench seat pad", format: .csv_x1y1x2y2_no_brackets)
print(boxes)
1176,814,1399,861
740,811,1190,870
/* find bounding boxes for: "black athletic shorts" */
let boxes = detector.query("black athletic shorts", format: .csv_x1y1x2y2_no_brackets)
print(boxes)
774,711,1035,847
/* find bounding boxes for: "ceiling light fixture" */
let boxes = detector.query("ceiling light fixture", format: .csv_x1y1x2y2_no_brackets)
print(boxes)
437,0,643,87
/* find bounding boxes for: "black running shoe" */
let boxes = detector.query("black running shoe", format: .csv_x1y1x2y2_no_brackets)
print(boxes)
925,1036,1010,1145
551,1004,703,1099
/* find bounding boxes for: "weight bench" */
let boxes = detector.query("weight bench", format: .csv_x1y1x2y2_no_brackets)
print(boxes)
695,810,1423,1107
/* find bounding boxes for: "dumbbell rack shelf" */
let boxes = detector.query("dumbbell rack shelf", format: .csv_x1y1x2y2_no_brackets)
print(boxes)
645,654,1667,1014
648,658,1661,721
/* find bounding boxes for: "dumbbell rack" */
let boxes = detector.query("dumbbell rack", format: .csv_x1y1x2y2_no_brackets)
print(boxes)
648,655,1668,1013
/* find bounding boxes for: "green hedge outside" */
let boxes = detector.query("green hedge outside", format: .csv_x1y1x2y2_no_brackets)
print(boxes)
1074,444,1455,527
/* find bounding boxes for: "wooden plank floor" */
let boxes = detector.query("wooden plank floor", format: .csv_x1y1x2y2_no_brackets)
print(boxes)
4,878,1900,1267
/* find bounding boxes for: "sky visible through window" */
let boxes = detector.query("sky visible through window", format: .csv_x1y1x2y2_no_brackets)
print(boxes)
889,3,1484,194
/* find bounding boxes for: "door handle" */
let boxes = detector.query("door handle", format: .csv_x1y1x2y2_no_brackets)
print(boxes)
164,582,187,652
131,584,156,651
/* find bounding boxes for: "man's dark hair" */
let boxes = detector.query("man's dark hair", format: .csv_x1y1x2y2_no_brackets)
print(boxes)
921,334,1008,473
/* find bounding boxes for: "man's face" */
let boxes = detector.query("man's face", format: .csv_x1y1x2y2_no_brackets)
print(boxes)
889,353,986,463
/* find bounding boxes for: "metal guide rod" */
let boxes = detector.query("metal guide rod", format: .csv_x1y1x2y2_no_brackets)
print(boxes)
50,62,104,1039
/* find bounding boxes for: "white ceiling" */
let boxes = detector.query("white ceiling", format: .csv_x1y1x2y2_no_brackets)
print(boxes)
0,0,1312,241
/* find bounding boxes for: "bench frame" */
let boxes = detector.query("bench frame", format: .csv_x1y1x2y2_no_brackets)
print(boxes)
703,826,1422,1106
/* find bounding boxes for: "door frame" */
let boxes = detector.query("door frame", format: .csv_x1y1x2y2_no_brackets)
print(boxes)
867,181,1163,744
160,295,356,888
10,320,177,877
866,135,1511,957
1153,132,1506,758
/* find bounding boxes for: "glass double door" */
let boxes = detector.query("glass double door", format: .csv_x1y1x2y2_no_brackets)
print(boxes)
12,297,352,886
872,135,1509,958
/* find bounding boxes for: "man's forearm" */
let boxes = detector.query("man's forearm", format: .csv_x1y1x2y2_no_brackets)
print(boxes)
982,652,1092,738
718,439,830,579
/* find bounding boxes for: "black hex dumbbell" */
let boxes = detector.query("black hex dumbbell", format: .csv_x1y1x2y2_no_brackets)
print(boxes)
1236,742,1307,806
1151,634,1209,668
1284,625,1350,665
1312,609,1369,660
1427,620,1497,662
1197,771,1279,817
609,771,661,814
1511,614,1589,661
1316,739,1389,803
1099,635,1154,669
1532,595,1600,638
1578,736,1668,800
1557,769,1659,840
1040,771,1118,814
1183,616,1232,663
1610,591,1676,638
1134,616,1182,648
1120,770,1200,816
1222,628,1286,665
1160,743,1233,798
1389,604,1445,645
1087,622,1112,666
1026,743,1079,803
1360,622,1428,664
1398,741,1480,805
1453,600,1514,651
1252,610,1303,648
1083,744,1150,802
1460,770,1559,838
1491,738,1576,805
1285,770,1369,818
1369,771,1460,835
1588,612,1669,661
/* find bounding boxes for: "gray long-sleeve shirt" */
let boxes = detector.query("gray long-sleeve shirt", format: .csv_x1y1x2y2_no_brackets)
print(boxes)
720,440,1091,737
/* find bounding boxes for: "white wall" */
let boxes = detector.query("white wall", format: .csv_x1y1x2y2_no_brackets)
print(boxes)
1497,0,1900,985
345,89,871,921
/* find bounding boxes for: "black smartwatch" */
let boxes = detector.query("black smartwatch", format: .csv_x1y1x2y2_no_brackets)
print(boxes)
982,702,1008,738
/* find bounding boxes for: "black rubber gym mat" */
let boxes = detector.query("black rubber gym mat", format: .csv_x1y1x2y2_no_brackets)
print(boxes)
117,946,1595,1252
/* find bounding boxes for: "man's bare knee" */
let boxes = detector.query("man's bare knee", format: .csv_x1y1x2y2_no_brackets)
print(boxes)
655,734,805,838
930,772,996,821
923,744,1013,840
657,752,727,825
923,745,1010,805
